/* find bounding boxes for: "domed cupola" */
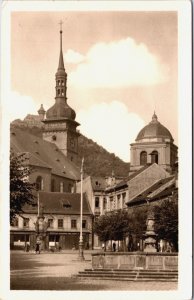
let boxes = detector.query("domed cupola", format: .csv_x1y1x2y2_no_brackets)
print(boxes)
130,112,178,174
136,112,173,143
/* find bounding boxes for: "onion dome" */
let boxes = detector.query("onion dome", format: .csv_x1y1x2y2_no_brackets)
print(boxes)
46,101,76,120
38,104,46,115
136,112,173,142
45,23,76,121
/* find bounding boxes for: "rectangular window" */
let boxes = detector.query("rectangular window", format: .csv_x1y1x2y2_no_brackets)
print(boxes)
23,218,29,228
95,197,100,208
48,219,53,228
103,198,107,209
71,219,77,229
122,193,126,207
58,219,63,228
82,220,87,229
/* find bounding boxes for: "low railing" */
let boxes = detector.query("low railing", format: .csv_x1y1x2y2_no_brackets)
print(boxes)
92,252,178,270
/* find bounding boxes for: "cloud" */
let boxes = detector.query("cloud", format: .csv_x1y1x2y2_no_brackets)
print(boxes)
3,91,37,122
77,101,145,162
64,49,85,64
68,38,169,88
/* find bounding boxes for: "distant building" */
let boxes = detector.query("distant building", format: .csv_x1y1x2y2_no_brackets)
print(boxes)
76,114,178,249
10,192,93,251
130,112,178,174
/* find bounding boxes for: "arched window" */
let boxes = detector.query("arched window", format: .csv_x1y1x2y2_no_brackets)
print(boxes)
151,151,158,164
51,179,55,192
57,89,60,95
36,176,43,191
140,151,147,165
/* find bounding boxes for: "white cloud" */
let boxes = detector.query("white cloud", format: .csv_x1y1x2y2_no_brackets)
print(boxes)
3,91,37,122
64,49,85,64
77,101,145,162
68,38,169,88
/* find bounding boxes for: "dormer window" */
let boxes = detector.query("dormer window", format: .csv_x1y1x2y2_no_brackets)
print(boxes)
62,199,71,209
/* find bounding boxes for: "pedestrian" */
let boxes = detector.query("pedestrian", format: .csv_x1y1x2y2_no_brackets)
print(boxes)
113,242,116,252
159,239,164,252
35,242,40,254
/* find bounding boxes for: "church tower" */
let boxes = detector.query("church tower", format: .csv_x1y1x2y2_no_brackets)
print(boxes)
43,23,79,163
130,112,178,174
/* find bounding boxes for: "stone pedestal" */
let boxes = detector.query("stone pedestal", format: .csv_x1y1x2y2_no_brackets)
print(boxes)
144,208,157,252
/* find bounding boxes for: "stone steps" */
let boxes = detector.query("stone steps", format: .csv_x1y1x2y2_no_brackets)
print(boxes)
76,269,178,282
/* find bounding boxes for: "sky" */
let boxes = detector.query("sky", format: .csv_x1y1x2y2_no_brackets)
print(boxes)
10,10,178,162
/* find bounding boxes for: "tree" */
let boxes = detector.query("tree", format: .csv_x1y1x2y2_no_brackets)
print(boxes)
154,197,178,251
129,206,148,238
93,210,131,250
10,151,35,224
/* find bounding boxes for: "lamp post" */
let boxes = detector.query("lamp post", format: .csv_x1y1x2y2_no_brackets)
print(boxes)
78,158,85,260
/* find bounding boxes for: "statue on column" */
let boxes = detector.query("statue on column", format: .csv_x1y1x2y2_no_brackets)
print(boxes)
34,203,48,251
144,206,157,252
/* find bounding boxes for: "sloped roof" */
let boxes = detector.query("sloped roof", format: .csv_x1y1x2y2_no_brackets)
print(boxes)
23,192,92,215
127,176,175,206
91,176,107,191
105,165,151,192
10,127,80,180
136,113,173,142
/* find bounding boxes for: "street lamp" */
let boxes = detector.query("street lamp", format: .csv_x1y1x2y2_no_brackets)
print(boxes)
78,158,85,260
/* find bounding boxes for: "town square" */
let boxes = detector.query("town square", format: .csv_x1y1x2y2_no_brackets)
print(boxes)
0,1,192,300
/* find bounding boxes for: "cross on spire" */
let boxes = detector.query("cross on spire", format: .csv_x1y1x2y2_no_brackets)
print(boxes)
59,20,63,32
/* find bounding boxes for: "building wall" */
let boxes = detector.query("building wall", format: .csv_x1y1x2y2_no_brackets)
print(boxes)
29,167,51,192
130,142,178,173
43,121,79,163
10,213,92,250
51,174,75,193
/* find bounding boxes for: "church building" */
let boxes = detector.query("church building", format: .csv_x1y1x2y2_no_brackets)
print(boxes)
130,112,178,174
10,26,93,251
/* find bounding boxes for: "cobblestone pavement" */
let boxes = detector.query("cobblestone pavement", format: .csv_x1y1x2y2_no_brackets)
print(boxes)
10,251,178,291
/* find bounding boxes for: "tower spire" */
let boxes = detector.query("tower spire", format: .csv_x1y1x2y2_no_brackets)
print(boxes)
58,20,65,70
55,21,67,101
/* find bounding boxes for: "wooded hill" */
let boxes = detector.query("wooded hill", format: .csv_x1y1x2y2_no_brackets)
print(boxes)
11,121,130,178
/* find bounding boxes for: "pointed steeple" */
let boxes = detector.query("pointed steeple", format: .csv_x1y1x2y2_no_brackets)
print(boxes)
55,21,67,101
58,21,65,71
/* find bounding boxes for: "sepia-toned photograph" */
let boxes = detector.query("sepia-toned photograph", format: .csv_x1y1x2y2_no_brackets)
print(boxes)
0,1,192,300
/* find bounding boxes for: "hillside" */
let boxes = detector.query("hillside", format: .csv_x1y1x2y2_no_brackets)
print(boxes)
10,121,130,178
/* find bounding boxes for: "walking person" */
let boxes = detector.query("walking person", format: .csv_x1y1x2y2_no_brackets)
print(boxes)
35,241,40,254
113,242,116,252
